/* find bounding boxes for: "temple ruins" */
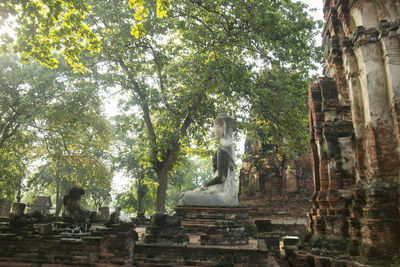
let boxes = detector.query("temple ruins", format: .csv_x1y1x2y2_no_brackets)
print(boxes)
287,0,400,266
1,1,400,266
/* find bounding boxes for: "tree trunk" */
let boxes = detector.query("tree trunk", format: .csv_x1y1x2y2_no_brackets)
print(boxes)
55,173,63,216
55,179,61,216
137,177,143,214
155,168,169,213
16,177,22,203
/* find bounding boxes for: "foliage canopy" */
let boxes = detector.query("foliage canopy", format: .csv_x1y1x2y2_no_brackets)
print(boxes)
0,0,322,212
0,54,112,210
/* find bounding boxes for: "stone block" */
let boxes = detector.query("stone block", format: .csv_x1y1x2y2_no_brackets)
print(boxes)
283,236,299,247
151,213,181,227
37,223,52,235
144,215,189,244
315,256,331,267
11,203,25,217
254,219,271,232
0,199,10,217
263,235,280,250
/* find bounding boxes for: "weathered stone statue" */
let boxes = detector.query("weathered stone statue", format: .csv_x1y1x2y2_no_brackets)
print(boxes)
105,207,120,226
179,111,238,206
62,187,88,223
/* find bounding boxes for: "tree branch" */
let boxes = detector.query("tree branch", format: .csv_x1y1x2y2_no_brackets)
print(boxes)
115,56,157,149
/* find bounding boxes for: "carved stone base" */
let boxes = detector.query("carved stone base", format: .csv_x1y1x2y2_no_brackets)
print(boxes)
143,214,189,244
175,206,251,246
53,222,91,236
175,206,250,233
200,221,249,246
144,226,189,244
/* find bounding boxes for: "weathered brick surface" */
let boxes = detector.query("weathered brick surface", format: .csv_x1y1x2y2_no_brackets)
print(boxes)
175,206,251,232
305,0,400,264
133,242,279,266
0,222,136,266
239,151,313,233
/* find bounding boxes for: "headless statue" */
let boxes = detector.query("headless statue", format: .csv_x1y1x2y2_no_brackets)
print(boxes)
62,187,88,223
179,111,238,206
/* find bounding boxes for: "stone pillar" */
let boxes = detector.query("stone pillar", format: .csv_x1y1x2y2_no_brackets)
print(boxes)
308,77,355,239
308,82,327,235
350,1,400,259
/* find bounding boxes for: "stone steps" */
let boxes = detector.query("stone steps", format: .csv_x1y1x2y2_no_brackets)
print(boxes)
133,242,278,267
0,257,93,266
0,257,130,267
137,257,219,266
0,261,129,267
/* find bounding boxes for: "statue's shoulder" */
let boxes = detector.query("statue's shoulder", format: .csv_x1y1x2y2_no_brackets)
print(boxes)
218,145,231,153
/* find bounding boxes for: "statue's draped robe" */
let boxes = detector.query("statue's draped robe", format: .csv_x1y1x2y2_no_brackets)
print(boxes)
179,144,238,206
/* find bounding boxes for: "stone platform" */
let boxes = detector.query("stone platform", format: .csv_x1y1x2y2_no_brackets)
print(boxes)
0,222,137,266
175,206,252,246
174,206,251,233
133,239,280,266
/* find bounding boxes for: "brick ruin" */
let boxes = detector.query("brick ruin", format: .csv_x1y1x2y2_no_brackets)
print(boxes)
239,141,314,233
0,189,279,266
0,221,136,266
2,2,400,266
305,0,400,263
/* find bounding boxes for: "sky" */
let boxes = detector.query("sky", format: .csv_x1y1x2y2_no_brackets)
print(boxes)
304,0,324,19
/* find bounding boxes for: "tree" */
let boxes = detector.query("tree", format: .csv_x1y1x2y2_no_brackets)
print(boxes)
29,159,112,212
0,54,67,201
83,167,112,210
32,72,112,214
165,157,213,212
2,0,321,212
112,114,157,215
245,67,314,157
0,53,112,210
0,145,27,201
85,0,320,212
114,157,213,214
115,179,157,215
0,0,169,71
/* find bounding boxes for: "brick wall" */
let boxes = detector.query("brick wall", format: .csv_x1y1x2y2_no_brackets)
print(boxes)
308,0,400,262
0,222,136,266
239,151,314,229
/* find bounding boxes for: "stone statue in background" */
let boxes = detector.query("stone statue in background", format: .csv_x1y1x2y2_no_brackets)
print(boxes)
179,111,238,206
62,187,88,223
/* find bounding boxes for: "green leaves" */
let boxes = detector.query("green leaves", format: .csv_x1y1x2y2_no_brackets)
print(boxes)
0,54,112,205
1,0,172,66
247,67,313,157
82,0,321,211
1,0,321,211
2,0,101,72
130,22,146,39
157,0,169,18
